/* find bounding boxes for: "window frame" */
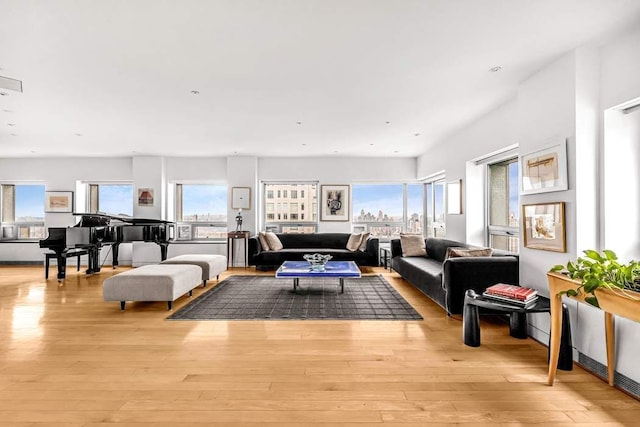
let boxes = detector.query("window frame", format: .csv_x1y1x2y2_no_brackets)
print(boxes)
85,181,134,216
174,183,228,241
0,183,46,241
262,181,318,233
485,155,520,253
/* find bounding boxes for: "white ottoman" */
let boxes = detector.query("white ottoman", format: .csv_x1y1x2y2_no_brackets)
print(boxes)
103,264,202,311
161,254,227,287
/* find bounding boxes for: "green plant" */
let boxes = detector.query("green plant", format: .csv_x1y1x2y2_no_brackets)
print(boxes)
550,249,640,307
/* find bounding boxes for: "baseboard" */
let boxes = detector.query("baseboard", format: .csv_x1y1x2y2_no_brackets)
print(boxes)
0,261,42,265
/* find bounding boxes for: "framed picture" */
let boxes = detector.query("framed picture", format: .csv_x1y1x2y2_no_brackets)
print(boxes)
321,184,350,221
176,224,191,240
231,187,251,210
523,202,566,252
447,179,462,214
45,191,73,213
520,137,568,195
137,188,154,206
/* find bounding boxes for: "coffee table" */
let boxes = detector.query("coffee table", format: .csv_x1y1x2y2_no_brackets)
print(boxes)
275,260,361,293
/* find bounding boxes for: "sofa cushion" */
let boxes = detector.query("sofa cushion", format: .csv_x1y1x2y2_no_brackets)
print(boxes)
426,238,474,262
445,247,493,259
346,233,363,251
258,232,271,251
400,233,427,256
358,232,371,251
265,232,283,251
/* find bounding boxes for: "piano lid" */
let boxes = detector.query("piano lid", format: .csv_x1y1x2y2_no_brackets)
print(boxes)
72,212,174,225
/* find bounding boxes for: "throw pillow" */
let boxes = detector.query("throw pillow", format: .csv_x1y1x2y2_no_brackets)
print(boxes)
400,233,426,257
346,233,363,252
445,247,493,259
258,231,271,251
265,231,284,251
358,232,371,251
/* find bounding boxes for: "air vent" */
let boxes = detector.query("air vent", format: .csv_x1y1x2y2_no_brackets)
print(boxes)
0,76,22,93
578,352,640,398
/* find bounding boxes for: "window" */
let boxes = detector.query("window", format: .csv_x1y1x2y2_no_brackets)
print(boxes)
488,158,519,252
88,183,133,216
1,184,45,240
352,184,404,240
425,180,446,237
175,184,227,240
263,182,318,233
406,184,424,235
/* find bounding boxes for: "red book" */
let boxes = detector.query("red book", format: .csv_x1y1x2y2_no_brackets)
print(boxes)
485,284,537,301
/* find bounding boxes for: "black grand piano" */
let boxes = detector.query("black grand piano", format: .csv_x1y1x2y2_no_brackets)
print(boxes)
39,213,174,280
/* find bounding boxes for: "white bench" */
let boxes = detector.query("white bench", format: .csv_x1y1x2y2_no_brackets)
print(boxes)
161,254,227,287
103,264,202,311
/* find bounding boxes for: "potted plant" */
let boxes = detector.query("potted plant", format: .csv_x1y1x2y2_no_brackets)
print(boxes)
549,249,640,315
547,249,640,387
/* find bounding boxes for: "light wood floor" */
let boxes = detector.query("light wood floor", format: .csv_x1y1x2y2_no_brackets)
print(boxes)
1,265,639,426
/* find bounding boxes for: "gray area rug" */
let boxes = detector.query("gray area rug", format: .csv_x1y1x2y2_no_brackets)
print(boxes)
167,275,422,320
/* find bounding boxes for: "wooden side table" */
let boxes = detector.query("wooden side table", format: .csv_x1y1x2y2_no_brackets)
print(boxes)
227,231,249,268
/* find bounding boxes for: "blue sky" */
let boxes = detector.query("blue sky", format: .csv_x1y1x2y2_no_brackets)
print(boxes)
99,185,133,216
352,185,403,218
182,185,227,216
15,185,45,219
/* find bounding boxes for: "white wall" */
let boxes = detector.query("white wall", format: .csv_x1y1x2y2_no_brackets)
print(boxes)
259,157,417,233
0,157,133,262
415,26,640,385
599,26,640,382
416,99,519,242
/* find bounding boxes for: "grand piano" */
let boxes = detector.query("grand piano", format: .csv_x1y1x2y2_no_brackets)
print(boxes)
39,213,174,280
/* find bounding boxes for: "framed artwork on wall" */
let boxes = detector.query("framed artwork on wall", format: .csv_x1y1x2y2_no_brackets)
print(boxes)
45,191,73,213
447,179,462,214
231,187,251,210
137,188,154,206
320,184,350,221
522,202,566,252
520,137,568,195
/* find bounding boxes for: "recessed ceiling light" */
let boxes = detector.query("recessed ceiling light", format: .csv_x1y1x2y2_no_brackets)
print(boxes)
3,109,12,113
296,121,302,125
74,133,82,137
0,92,8,96
190,90,200,95
385,121,391,124
369,143,374,146
333,150,339,153
301,143,307,146
7,123,15,127
9,133,17,136
489,66,502,72
414,133,420,137
394,150,399,153
30,150,36,153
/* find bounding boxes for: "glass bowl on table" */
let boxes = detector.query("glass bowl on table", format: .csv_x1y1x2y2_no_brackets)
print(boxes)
303,253,332,272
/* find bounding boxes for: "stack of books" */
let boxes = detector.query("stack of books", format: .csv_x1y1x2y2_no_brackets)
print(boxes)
482,283,539,307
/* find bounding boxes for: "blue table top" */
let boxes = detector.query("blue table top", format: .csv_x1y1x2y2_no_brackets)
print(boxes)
275,261,361,278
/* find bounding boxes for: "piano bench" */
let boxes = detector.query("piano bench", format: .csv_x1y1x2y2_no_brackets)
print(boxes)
44,249,90,279
103,264,202,311
161,254,227,287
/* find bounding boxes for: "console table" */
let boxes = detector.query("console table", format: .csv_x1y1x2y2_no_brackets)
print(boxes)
227,231,249,268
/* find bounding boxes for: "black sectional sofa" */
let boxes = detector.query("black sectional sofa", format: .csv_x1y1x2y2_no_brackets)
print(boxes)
248,233,379,271
391,237,519,315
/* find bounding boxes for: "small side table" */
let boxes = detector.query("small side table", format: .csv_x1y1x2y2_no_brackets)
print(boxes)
463,289,573,371
379,246,392,272
227,231,249,268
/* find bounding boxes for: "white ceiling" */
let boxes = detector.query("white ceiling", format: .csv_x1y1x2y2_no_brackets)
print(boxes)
1,0,639,158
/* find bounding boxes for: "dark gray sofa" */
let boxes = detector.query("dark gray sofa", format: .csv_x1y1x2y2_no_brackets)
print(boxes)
391,237,519,315
248,233,379,271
